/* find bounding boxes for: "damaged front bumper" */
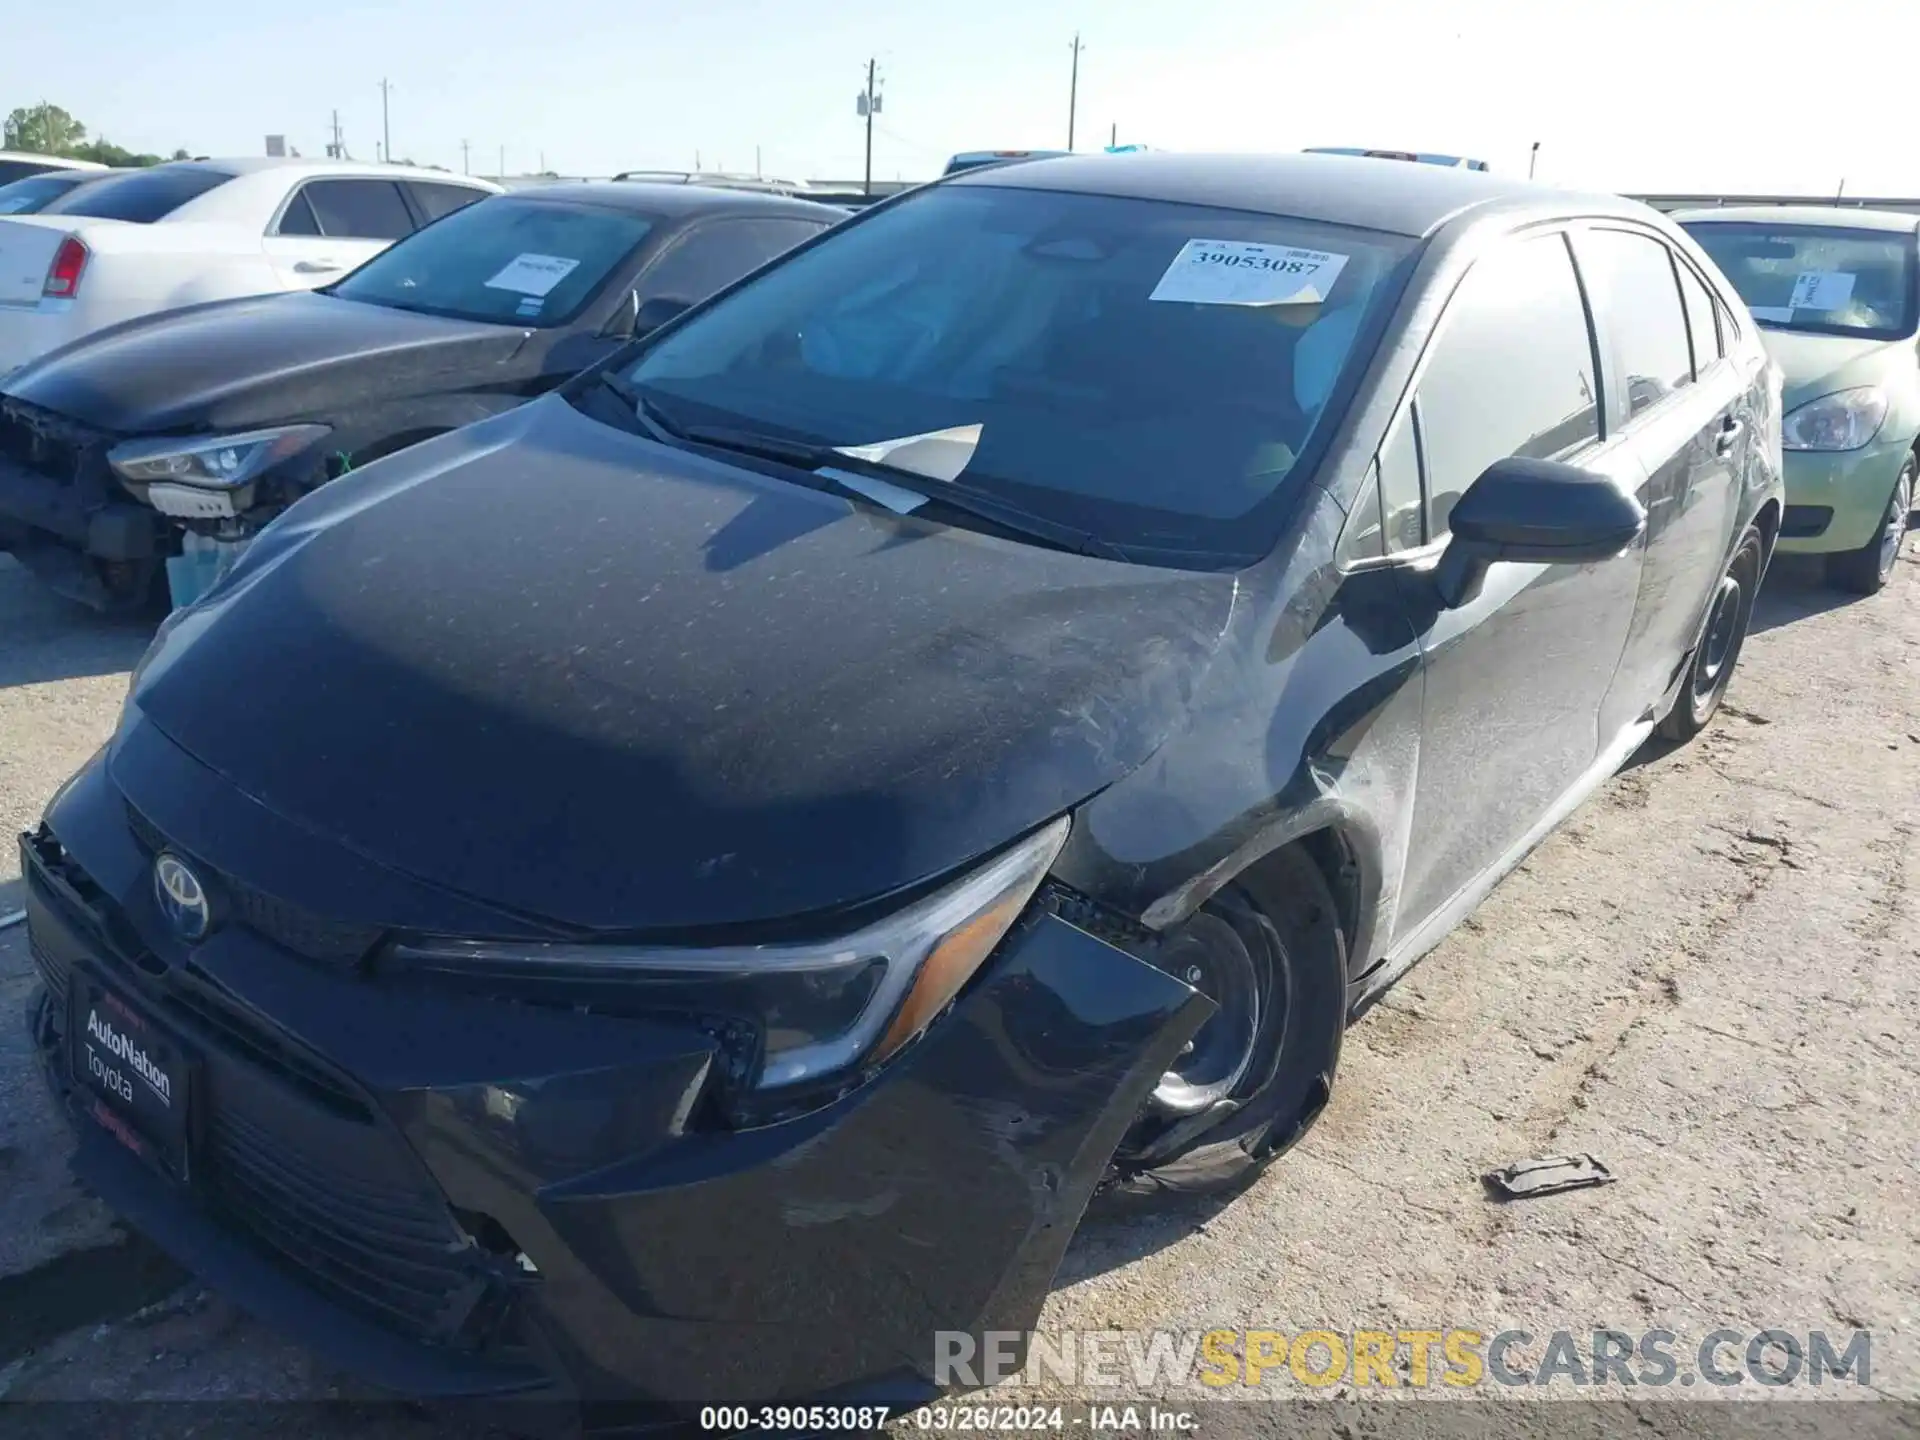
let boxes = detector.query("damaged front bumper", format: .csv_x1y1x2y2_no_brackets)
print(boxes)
24,754,1211,1416
0,400,167,608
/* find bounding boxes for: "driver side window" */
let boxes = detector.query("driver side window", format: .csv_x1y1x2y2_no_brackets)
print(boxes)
1401,232,1604,545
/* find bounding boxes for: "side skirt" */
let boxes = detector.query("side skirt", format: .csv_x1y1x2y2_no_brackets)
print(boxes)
1346,717,1655,1019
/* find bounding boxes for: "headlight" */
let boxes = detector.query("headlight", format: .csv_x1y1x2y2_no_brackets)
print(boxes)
108,423,331,489
387,814,1071,1091
1782,387,1887,452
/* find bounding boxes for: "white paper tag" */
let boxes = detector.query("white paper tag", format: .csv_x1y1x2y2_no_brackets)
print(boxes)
1748,305,1795,323
1150,240,1350,307
1787,271,1855,312
484,253,581,298
832,424,982,484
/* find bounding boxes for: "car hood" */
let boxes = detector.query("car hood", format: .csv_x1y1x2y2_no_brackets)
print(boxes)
3,291,526,434
126,395,1236,933
1759,327,1914,412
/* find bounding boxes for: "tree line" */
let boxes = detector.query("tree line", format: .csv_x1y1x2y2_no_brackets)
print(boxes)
5,103,190,167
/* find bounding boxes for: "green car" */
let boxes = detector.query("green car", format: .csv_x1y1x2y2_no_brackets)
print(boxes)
1678,206,1918,593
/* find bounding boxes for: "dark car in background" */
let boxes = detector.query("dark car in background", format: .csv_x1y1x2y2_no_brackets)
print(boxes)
0,180,843,610
0,169,123,216
24,153,1780,1418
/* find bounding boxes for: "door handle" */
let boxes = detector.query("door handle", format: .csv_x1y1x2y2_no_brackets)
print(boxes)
1715,417,1743,455
293,259,343,274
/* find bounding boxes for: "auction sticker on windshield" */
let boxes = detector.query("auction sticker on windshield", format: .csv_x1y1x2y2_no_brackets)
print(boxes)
1788,270,1856,312
1150,240,1349,307
485,252,582,298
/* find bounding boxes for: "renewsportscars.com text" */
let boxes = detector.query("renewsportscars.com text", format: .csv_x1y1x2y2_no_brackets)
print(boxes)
935,1327,1873,1390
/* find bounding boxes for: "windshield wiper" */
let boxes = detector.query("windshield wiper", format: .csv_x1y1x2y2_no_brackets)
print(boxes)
671,420,1131,561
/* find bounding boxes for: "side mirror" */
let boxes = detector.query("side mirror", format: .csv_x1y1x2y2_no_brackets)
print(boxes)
1433,456,1645,609
633,294,693,337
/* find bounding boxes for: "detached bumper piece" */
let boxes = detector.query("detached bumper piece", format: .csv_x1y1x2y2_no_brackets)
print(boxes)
0,398,165,608
25,771,1210,1417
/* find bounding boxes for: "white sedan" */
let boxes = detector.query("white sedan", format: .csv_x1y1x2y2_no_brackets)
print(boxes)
0,158,501,377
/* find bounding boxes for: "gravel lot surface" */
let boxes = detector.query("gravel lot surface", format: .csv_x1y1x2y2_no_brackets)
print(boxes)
1,539,1916,1435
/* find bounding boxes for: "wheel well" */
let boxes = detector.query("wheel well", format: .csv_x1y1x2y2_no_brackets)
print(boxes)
1752,496,1781,558
1234,829,1361,952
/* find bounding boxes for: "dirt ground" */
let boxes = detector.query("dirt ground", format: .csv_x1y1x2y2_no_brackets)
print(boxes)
1,538,1916,1434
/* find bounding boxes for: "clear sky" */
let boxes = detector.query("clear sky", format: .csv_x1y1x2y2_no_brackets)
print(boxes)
5,0,1915,193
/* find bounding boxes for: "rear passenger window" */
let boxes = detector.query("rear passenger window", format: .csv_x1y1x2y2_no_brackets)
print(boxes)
1675,260,1722,378
275,191,322,236
300,179,415,240
1410,232,1602,540
1580,229,1694,419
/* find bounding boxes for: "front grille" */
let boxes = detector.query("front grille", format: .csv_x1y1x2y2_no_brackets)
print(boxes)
161,978,372,1121
28,933,69,1010
28,826,520,1355
205,1108,503,1347
124,801,385,969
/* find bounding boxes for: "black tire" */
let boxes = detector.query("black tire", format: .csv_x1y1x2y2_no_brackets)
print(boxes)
1657,525,1763,743
94,556,170,619
1825,452,1915,596
1101,845,1347,1201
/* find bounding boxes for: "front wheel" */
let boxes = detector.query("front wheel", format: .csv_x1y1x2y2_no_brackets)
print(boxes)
1657,525,1763,743
1101,845,1347,1201
1825,453,1914,596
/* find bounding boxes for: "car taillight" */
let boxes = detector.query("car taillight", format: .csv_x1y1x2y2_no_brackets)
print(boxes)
43,237,88,299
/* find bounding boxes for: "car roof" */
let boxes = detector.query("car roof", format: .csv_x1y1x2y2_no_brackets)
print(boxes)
522,180,848,223
1671,205,1920,234
946,150,1639,239
178,157,503,187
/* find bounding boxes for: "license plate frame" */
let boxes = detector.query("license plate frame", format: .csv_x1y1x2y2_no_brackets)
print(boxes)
67,969,194,1183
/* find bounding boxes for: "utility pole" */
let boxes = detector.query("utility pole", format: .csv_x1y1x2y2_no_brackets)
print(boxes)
1528,141,1540,179
460,139,469,174
328,109,344,160
1110,122,1117,148
857,59,882,197
379,78,392,164
755,145,761,177
1067,33,1084,150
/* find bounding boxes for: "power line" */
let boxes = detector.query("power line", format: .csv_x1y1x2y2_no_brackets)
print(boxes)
1067,33,1085,150
856,58,884,197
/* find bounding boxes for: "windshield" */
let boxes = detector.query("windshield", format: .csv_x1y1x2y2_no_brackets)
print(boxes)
618,184,1412,564
42,163,235,223
329,196,654,326
1682,221,1918,340
0,172,92,215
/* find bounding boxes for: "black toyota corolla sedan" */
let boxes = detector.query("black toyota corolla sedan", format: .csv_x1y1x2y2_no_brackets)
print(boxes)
0,181,842,611
24,153,1782,1417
